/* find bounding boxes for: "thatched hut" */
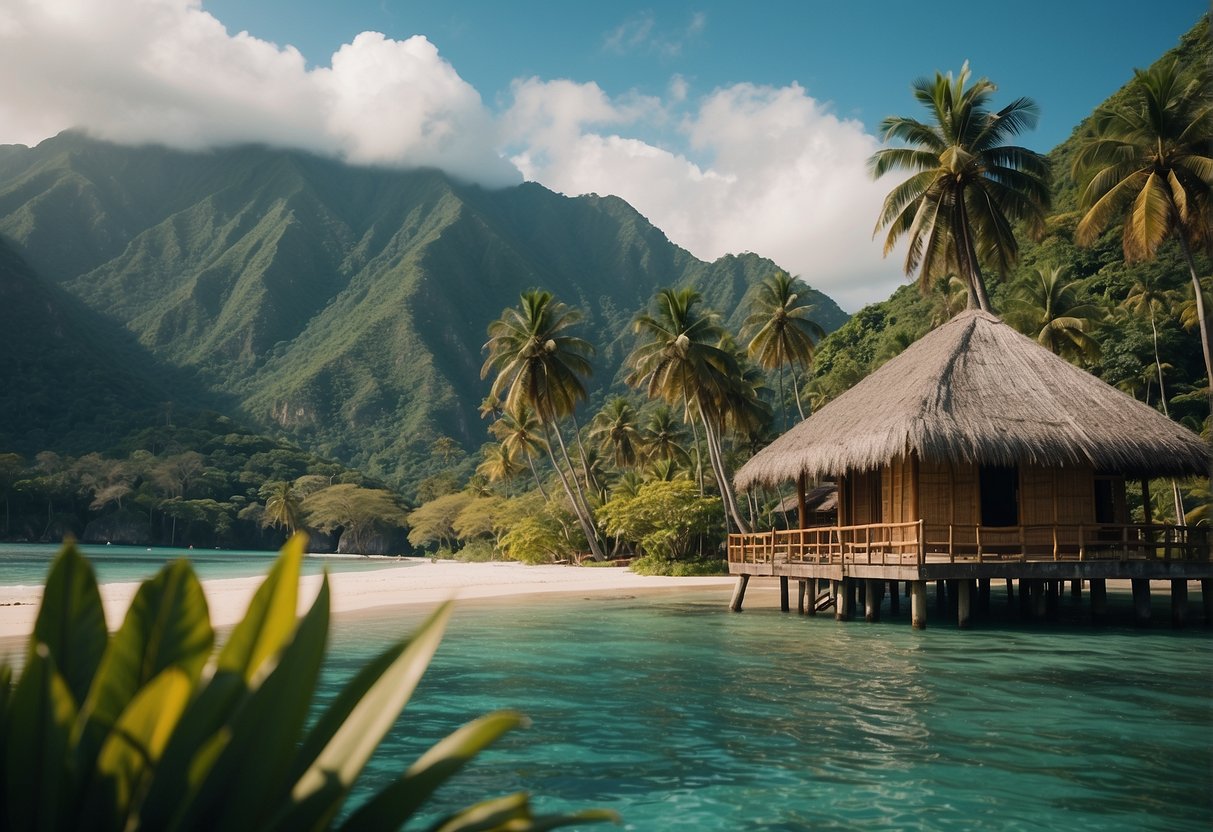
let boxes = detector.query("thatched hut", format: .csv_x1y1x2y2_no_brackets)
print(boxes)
728,310,1210,627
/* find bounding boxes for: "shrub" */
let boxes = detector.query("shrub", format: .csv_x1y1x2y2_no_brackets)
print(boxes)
455,538,497,562
629,555,729,577
0,536,615,831
596,480,723,561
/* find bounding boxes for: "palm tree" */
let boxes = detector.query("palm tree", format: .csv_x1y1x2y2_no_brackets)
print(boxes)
929,275,970,326
741,270,825,425
482,290,606,559
262,480,302,538
639,405,690,468
870,63,1051,313
626,288,749,532
588,397,643,469
1121,273,1186,523
1005,265,1105,363
1072,58,1213,391
476,442,521,486
489,403,550,500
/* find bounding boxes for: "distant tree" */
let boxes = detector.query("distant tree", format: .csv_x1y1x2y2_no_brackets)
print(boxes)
627,288,749,532
489,403,550,500
596,480,723,561
453,495,508,546
870,63,1051,312
482,291,605,559
1073,58,1213,390
588,398,643,469
476,442,522,486
741,271,825,424
1006,265,1106,364
0,453,23,536
407,492,474,551
261,480,303,538
304,484,409,554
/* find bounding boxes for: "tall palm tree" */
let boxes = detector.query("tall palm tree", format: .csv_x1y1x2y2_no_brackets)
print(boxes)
476,442,521,486
588,397,643,469
870,63,1051,313
1005,265,1106,364
1072,58,1213,391
262,480,302,538
627,288,749,532
1121,273,1185,523
489,403,550,500
742,270,825,425
482,290,606,559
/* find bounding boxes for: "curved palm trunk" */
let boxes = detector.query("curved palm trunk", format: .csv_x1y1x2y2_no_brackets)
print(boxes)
957,201,993,313
1175,235,1213,396
525,455,550,502
567,412,601,496
696,397,750,534
791,356,808,421
1146,308,1187,526
540,416,607,560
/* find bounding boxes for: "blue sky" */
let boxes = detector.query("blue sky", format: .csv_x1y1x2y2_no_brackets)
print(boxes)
0,1,1204,308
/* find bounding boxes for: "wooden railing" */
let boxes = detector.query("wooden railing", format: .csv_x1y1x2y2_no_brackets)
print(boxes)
727,521,1211,568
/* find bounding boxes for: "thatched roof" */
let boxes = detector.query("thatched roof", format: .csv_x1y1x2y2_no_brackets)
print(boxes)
735,310,1210,489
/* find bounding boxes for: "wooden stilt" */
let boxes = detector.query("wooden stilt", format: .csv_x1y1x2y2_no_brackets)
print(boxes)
797,580,807,615
865,579,884,623
1045,580,1059,621
889,580,901,615
1031,581,1048,620
1005,577,1014,606
957,579,972,629
1090,578,1107,625
779,576,790,613
1018,579,1031,617
833,580,846,621
911,581,927,630
845,579,857,620
936,579,948,615
729,574,750,612
1131,578,1151,627
806,578,818,617
1202,579,1213,626
977,578,990,617
1171,579,1188,629
1070,579,1082,599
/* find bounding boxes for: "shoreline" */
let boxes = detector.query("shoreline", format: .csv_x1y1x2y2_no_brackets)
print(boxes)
0,559,737,643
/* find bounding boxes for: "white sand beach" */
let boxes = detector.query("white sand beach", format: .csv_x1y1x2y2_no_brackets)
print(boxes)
0,559,736,640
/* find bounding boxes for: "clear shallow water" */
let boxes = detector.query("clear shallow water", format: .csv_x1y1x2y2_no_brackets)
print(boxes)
328,592,1213,831
0,542,412,587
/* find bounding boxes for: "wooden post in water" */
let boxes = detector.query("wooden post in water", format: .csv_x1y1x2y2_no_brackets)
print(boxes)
1090,579,1107,625
1018,579,1031,617
780,576,790,612
729,575,750,612
1045,580,1059,621
1202,579,1213,626
1170,580,1188,629
833,580,846,620
957,579,972,629
1031,581,1048,620
806,578,818,616
889,580,901,615
1071,579,1082,599
865,579,884,623
977,578,990,617
845,579,858,620
935,580,948,616
1131,579,1151,626
797,580,807,615
911,581,927,629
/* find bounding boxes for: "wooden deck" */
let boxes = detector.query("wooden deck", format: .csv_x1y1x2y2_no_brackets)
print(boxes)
728,520,1213,582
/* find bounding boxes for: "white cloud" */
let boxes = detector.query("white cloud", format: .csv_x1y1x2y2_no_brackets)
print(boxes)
0,0,517,185
502,79,901,309
0,0,901,308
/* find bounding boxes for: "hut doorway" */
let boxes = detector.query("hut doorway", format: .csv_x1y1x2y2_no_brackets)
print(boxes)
979,465,1019,527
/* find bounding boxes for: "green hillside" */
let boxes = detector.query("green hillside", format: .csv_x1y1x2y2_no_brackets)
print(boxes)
809,16,1210,433
0,137,847,493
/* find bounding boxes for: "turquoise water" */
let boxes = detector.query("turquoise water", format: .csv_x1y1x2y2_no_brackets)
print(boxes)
328,592,1212,831
0,542,412,587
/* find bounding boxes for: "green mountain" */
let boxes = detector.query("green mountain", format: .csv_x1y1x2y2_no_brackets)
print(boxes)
0,135,847,493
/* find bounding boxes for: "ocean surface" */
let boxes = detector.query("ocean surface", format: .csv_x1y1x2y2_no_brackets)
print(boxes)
0,542,411,587
332,590,1213,831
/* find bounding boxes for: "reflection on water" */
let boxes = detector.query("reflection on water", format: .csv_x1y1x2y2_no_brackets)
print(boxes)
325,591,1212,831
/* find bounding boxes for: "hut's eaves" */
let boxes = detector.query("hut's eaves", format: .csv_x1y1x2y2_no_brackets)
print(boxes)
735,310,1210,489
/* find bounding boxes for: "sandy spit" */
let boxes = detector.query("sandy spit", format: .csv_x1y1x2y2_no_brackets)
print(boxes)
0,559,736,641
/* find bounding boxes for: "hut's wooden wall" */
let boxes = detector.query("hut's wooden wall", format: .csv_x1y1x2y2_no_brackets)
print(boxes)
843,470,882,525
917,459,979,526
1019,465,1096,525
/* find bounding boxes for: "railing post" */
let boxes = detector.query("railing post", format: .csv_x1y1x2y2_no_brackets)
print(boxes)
1078,524,1085,561
1052,525,1058,561
918,519,925,566
975,526,981,564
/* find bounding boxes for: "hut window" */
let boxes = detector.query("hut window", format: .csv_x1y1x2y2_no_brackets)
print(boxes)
979,465,1019,527
1093,478,1117,524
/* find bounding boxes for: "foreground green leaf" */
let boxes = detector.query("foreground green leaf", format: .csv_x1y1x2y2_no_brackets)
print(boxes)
4,647,77,832
31,542,107,707
218,532,306,684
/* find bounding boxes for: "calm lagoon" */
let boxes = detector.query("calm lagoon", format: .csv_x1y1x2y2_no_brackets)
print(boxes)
332,591,1212,831
0,542,410,587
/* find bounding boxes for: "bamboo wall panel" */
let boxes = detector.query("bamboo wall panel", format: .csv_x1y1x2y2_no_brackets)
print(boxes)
1055,467,1096,524
917,459,952,527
